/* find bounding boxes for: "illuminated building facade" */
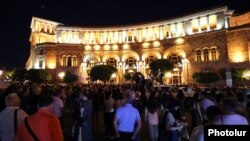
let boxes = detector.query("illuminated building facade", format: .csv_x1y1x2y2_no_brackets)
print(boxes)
26,6,250,84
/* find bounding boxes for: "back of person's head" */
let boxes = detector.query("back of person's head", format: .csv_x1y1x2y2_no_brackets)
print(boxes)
38,94,54,108
222,99,237,114
5,93,20,106
206,105,223,125
124,89,135,104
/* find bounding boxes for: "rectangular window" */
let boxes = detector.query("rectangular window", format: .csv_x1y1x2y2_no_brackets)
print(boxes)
200,17,208,31
39,60,43,68
209,15,217,29
191,19,199,33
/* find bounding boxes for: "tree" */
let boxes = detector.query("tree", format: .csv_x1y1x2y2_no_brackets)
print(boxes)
10,68,27,81
90,65,118,83
25,69,52,83
124,73,133,81
63,71,78,83
149,59,173,84
192,72,220,85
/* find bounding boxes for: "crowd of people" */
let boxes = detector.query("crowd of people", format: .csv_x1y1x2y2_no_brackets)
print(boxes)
0,82,249,141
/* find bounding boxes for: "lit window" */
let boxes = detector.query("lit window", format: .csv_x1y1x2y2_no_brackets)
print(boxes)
196,50,202,62
62,56,67,67
106,58,117,66
209,15,217,29
146,56,157,65
87,57,98,68
211,48,217,61
191,19,199,33
72,56,77,67
39,60,43,68
126,57,136,67
168,54,181,65
203,49,209,62
200,17,208,31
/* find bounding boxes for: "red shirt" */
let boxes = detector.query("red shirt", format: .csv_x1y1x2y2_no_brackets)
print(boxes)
14,109,63,141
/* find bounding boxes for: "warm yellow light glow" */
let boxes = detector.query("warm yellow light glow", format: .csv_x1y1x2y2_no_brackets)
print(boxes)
165,72,173,78
153,41,160,47
0,70,3,76
85,45,91,50
209,15,217,29
128,69,134,73
200,17,208,31
123,44,130,50
191,19,199,32
111,73,117,78
112,45,118,50
104,45,110,50
48,62,56,69
173,68,179,71
232,52,244,63
242,71,250,79
142,42,150,48
175,38,185,44
176,23,183,36
170,24,176,36
58,72,65,79
94,45,100,51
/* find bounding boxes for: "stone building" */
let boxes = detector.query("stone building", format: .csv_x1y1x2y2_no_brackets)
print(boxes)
26,6,250,85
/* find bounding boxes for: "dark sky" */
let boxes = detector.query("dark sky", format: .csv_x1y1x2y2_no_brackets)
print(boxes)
0,0,249,70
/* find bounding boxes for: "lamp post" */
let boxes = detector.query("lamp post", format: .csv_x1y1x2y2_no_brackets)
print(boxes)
58,72,65,81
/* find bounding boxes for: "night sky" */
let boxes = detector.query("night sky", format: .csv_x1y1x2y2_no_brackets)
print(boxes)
0,0,249,70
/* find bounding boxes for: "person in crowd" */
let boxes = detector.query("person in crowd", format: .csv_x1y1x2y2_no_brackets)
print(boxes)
14,94,63,141
222,99,248,125
79,92,93,141
114,89,141,141
145,92,159,141
159,96,184,141
0,93,28,141
52,88,65,130
189,105,224,141
104,92,116,139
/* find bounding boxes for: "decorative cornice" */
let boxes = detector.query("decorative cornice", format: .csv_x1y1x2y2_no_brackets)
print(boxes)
56,6,232,32
30,17,63,29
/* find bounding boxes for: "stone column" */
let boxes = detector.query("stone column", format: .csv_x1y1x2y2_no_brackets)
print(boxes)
159,26,164,40
168,25,172,38
207,16,210,31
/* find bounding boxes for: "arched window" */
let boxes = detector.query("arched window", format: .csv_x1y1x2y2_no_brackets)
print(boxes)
168,54,181,65
126,57,136,67
87,57,98,68
106,58,117,66
196,49,201,62
62,55,67,67
72,56,77,67
203,48,209,62
211,47,217,61
146,55,157,65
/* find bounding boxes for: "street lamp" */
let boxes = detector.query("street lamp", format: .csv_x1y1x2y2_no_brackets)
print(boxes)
58,72,65,80
0,70,3,77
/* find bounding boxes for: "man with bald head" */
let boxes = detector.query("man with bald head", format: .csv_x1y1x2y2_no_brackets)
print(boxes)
0,93,28,141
